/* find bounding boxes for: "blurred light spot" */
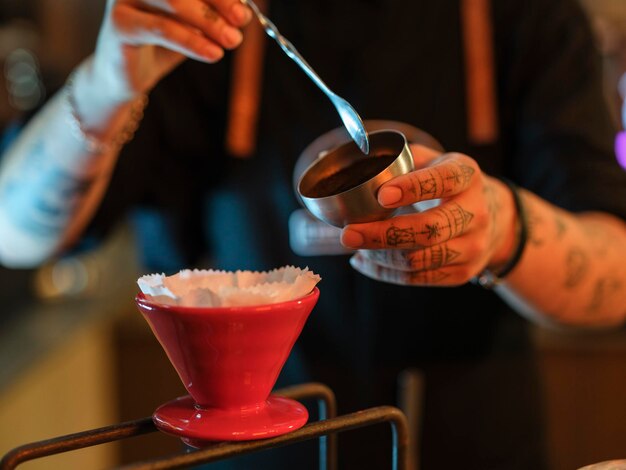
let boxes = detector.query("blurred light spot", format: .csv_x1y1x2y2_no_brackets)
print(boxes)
616,131,626,170
3,48,45,111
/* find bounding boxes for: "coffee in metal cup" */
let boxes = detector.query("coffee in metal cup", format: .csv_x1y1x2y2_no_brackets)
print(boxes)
297,129,414,227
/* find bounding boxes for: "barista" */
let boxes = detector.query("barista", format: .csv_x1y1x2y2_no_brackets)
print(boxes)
1,0,626,468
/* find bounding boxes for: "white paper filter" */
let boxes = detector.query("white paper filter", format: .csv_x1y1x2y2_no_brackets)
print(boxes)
137,266,321,307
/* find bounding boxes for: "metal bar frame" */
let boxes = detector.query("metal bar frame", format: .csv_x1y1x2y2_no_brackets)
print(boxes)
120,405,408,470
1,382,409,470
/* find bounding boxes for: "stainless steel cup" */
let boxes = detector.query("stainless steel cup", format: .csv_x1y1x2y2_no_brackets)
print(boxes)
297,129,414,227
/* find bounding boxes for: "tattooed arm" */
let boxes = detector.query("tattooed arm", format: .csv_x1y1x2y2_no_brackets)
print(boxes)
493,192,626,329
0,0,250,268
340,144,626,329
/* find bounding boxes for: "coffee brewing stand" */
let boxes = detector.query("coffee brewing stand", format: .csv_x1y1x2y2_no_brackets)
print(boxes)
0,383,412,470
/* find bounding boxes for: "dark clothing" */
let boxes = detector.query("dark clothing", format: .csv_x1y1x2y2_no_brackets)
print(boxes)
83,0,625,468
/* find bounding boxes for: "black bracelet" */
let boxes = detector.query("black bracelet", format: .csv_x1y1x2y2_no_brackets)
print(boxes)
476,177,528,289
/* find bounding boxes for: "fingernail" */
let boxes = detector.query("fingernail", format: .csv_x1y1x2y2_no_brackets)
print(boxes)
203,44,224,62
232,3,252,24
341,229,364,248
224,27,243,47
378,185,402,206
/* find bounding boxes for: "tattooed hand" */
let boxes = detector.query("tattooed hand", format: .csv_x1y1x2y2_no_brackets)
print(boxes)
340,144,518,286
92,0,251,101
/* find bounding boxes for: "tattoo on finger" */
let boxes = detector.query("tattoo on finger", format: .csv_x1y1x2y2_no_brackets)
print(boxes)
417,171,439,199
446,162,474,188
431,203,473,239
366,249,411,266
415,163,474,200
408,270,450,284
386,225,416,247
421,244,460,270
420,222,443,240
355,253,452,285
366,244,461,271
404,244,461,271
384,204,473,247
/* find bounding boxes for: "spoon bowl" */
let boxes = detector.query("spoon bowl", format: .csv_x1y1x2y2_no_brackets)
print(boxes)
297,129,413,227
333,94,370,154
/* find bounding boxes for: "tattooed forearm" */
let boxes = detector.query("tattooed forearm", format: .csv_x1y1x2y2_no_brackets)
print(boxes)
581,223,614,257
554,215,567,239
526,207,545,246
483,182,501,241
490,189,626,327
586,277,622,314
564,247,589,288
582,224,603,238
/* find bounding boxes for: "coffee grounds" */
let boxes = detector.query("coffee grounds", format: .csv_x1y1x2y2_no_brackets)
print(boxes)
306,155,397,198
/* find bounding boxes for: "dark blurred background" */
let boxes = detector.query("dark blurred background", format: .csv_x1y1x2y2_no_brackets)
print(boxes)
0,1,625,469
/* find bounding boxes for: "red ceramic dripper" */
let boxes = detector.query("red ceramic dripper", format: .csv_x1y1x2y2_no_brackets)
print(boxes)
135,287,319,446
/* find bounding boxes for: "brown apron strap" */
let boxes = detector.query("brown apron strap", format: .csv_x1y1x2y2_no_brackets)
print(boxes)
460,0,499,145
226,0,499,152
225,0,268,158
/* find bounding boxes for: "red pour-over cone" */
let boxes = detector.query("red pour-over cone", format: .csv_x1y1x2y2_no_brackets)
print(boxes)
135,287,319,445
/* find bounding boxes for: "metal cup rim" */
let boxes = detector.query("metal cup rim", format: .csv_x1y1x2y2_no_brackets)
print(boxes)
297,128,409,200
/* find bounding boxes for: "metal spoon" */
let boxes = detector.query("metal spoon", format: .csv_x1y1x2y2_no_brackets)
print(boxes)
241,0,370,154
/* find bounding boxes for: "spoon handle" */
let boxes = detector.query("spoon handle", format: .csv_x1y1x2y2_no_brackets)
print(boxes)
241,0,335,99
241,0,370,154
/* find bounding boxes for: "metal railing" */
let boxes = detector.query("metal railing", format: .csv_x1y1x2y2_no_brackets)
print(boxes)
1,383,410,470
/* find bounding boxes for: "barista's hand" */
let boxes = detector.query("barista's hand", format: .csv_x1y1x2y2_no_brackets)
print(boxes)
340,145,518,286
91,0,251,101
